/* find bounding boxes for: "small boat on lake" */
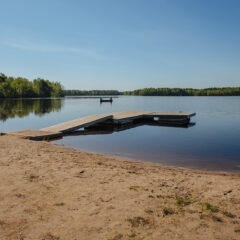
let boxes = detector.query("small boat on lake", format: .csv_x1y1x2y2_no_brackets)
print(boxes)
100,97,113,103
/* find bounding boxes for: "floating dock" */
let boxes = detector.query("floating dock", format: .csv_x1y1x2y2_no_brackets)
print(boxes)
41,113,113,134
66,121,196,137
4,111,196,140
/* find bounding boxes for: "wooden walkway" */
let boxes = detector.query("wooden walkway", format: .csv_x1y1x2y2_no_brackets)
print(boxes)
5,110,196,140
112,110,153,124
4,129,63,141
146,112,196,122
41,110,195,133
41,113,113,133
112,110,195,123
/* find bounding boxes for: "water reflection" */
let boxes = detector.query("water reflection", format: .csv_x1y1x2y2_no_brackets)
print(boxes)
64,119,195,137
0,98,63,122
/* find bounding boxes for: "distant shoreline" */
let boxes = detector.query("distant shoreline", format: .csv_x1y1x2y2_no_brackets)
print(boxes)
65,87,240,97
1,95,240,100
1,73,239,98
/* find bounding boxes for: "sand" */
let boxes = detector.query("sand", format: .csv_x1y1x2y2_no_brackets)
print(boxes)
0,135,239,240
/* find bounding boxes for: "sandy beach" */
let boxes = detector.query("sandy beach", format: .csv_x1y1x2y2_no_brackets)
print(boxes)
0,135,240,240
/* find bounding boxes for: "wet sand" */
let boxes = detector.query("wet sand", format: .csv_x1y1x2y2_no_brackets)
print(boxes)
0,135,239,240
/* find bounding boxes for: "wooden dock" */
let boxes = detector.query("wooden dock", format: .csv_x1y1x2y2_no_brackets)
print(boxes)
112,110,153,124
146,112,196,123
67,121,195,137
41,113,113,133
3,129,63,141
4,111,196,140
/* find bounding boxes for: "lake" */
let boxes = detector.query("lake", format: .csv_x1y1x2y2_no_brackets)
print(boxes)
1,96,240,172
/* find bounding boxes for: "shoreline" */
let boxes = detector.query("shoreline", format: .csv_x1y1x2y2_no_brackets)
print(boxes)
54,142,240,176
0,135,240,239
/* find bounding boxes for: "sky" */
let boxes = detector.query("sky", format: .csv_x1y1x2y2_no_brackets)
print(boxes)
0,0,240,90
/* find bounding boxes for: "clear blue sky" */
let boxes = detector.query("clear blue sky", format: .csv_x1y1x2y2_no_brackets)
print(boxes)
1,0,240,90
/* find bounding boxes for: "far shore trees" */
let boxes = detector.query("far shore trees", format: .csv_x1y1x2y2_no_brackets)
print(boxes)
122,87,240,96
64,89,121,96
65,87,240,96
1,73,239,97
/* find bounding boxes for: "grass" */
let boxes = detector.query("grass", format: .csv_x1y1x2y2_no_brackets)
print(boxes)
235,229,240,233
129,186,140,191
108,233,123,240
223,210,235,218
54,202,65,206
148,195,154,198
176,198,191,206
166,195,174,199
128,232,136,238
205,202,219,213
127,216,150,227
145,209,154,214
163,208,175,216
44,233,60,240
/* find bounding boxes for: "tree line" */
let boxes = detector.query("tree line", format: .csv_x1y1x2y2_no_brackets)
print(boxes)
64,89,121,96
65,87,240,96
0,73,64,98
1,73,239,97
123,87,240,96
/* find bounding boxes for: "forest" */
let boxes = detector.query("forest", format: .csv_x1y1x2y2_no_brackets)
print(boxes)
0,73,64,98
123,87,240,96
65,87,240,96
64,89,121,96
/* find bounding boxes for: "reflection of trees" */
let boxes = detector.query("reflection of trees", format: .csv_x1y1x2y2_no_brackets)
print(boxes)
0,98,63,122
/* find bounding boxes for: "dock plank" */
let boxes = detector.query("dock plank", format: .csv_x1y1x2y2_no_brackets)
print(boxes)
149,112,196,117
41,113,113,133
112,110,152,123
112,110,195,123
4,130,62,141
146,112,196,122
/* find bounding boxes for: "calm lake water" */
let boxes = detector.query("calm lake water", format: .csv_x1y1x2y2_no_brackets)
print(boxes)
1,96,240,172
